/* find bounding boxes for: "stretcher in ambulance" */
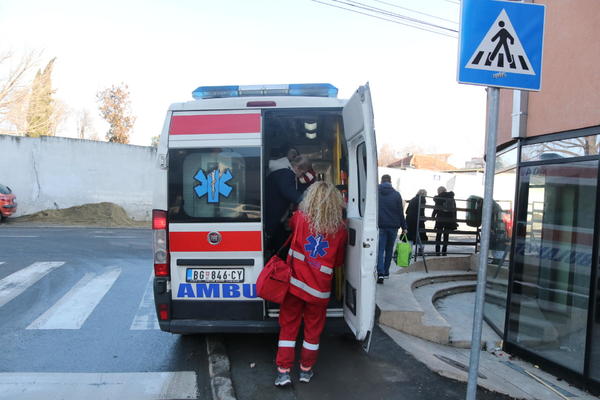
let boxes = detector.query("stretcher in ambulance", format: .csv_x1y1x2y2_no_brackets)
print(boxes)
152,83,378,345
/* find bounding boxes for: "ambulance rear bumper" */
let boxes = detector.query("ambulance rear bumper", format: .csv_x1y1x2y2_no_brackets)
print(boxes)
163,319,280,334
160,316,350,334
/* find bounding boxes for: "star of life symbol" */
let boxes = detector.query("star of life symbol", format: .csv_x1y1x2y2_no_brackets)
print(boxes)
304,235,329,258
466,9,535,76
194,168,233,203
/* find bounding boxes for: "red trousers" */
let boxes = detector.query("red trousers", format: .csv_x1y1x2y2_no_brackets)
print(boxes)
276,293,328,369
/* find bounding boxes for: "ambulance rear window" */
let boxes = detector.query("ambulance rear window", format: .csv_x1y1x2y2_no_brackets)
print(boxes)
168,147,261,223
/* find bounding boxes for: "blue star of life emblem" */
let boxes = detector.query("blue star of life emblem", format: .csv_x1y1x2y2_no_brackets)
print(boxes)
194,168,233,203
304,234,329,258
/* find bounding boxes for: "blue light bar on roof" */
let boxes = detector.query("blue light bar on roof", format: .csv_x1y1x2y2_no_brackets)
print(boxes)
192,83,338,100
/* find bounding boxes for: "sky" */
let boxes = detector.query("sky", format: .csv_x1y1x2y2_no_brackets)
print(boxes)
0,0,487,167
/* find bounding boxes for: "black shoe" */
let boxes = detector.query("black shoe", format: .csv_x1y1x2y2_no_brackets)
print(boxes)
377,277,384,284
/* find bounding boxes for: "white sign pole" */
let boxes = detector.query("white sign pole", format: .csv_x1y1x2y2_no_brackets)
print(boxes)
466,86,499,400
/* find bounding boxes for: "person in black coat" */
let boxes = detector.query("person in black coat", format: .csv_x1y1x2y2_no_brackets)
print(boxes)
265,155,313,253
405,189,428,250
431,186,458,256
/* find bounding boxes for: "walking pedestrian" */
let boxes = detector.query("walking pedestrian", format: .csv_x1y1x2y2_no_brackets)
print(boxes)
406,189,428,254
274,182,347,387
432,186,458,256
376,174,407,284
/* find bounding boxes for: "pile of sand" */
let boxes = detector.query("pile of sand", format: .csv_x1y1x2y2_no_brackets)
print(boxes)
14,202,150,227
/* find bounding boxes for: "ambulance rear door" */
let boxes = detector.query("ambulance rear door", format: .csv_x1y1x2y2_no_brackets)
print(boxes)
166,109,265,328
342,84,378,347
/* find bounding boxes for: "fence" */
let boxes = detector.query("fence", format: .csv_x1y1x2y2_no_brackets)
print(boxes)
411,194,482,272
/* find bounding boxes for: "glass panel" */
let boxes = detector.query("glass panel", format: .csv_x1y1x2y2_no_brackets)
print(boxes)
168,147,261,223
508,160,596,373
357,142,367,217
521,135,600,163
484,167,517,333
495,147,518,172
591,242,600,381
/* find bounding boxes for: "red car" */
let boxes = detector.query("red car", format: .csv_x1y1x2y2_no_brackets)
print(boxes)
0,184,17,221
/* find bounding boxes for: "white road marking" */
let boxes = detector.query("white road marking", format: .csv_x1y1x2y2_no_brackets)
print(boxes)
0,262,4,265
0,372,198,400
27,267,121,330
92,235,138,239
130,271,160,330
0,235,39,238
0,262,65,308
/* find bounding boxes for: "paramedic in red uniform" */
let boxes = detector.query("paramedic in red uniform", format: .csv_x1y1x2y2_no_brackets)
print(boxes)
274,181,347,386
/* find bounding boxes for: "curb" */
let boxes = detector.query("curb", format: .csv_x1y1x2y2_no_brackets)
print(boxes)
206,335,237,400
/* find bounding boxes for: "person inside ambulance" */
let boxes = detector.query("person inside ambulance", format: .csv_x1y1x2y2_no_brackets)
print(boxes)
274,181,347,386
268,145,299,173
265,154,315,253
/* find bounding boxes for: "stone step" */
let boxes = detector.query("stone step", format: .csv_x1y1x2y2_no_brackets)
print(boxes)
377,271,478,346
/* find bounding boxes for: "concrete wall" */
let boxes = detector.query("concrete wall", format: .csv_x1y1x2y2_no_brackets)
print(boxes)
0,135,157,220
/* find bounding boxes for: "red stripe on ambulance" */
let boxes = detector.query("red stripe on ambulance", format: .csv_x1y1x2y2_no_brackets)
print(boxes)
169,113,261,135
169,231,262,252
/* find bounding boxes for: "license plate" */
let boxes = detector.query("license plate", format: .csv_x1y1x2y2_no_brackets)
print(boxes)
186,268,244,283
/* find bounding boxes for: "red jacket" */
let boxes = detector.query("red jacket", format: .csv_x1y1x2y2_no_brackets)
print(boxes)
287,211,347,305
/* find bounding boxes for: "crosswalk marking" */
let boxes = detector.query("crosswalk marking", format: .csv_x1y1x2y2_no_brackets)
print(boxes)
27,267,121,330
0,372,198,400
0,262,65,308
130,271,160,330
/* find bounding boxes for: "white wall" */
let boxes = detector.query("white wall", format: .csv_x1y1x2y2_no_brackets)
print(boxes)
0,135,157,220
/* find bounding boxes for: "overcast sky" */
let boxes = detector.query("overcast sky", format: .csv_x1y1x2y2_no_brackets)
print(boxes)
0,0,487,167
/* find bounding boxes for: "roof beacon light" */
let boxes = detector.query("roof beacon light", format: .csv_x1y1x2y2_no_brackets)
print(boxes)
192,83,338,100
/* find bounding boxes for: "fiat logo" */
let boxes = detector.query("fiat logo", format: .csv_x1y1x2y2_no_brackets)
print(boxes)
207,231,222,245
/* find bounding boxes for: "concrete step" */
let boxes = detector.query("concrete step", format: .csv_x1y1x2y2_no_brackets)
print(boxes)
376,271,478,346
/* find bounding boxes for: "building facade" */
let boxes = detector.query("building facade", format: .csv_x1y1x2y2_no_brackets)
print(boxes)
483,0,600,391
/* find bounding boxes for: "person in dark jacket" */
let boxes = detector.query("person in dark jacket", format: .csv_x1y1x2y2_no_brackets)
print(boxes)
265,155,313,253
376,175,407,284
431,186,458,256
406,189,428,252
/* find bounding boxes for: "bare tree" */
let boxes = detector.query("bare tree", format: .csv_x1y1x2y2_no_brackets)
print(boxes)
0,50,39,134
76,109,93,139
97,83,135,144
378,143,399,166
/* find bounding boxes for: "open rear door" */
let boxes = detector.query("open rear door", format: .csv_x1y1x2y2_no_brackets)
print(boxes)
342,84,378,349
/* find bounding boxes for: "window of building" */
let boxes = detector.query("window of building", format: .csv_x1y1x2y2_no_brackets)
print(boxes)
507,160,597,373
521,135,600,163
484,163,517,334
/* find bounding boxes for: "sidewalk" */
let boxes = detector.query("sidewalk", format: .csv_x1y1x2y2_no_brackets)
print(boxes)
375,254,596,400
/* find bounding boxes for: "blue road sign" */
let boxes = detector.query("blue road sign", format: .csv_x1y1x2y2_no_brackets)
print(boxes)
458,0,545,91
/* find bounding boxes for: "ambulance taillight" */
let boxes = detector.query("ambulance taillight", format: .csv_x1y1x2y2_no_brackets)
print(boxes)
152,209,169,277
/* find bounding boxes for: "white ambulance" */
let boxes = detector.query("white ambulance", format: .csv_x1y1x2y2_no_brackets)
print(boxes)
152,83,378,345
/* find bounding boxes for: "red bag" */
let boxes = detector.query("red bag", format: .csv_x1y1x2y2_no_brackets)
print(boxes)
257,238,292,304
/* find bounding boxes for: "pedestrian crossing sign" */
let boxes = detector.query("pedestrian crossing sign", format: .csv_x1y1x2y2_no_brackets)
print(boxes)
457,0,545,91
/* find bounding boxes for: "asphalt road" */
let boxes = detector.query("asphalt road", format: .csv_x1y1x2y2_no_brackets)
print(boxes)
0,226,514,399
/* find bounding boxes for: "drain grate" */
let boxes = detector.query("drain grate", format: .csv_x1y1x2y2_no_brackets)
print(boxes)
434,354,487,379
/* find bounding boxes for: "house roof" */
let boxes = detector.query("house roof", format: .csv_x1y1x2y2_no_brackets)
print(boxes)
387,153,456,171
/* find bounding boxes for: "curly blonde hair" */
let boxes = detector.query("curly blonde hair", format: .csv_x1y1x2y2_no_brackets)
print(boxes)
299,181,345,235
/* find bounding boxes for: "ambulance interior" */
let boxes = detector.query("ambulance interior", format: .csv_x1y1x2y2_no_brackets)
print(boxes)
263,109,348,311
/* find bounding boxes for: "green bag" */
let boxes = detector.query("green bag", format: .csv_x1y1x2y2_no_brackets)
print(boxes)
396,234,412,268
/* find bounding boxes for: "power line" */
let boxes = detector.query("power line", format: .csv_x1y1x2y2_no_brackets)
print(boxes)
336,0,458,33
322,0,458,35
312,0,458,38
371,0,458,25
